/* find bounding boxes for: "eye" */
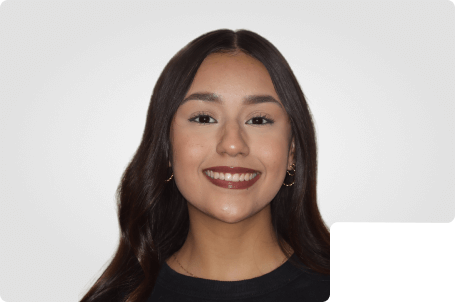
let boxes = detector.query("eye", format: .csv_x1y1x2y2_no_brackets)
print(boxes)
189,112,215,125
247,115,275,126
189,112,275,126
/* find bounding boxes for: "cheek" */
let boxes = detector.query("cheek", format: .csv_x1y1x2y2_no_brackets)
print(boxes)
171,128,210,174
255,134,290,171
170,127,215,209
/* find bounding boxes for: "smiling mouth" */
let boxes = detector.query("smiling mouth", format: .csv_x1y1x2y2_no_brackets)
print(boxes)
204,170,259,182
203,170,261,189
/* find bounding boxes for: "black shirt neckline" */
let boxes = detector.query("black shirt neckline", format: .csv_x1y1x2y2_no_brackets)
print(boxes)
157,253,306,300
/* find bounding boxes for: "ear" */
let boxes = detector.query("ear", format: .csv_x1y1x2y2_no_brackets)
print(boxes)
287,137,295,169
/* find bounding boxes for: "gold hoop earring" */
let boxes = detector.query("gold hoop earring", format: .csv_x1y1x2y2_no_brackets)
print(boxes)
165,160,174,183
282,164,296,187
165,173,174,182
165,162,174,182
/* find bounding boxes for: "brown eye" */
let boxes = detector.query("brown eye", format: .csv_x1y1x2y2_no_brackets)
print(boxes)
198,116,212,123
246,116,274,125
252,117,265,124
189,114,216,124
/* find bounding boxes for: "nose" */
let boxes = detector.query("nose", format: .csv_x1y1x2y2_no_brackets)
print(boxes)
216,119,249,157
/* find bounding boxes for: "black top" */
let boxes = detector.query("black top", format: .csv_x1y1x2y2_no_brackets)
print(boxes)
146,254,330,302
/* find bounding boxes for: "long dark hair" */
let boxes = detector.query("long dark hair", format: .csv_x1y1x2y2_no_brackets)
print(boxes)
81,29,329,302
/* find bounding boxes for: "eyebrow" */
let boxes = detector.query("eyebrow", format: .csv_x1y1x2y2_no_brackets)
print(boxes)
181,92,283,108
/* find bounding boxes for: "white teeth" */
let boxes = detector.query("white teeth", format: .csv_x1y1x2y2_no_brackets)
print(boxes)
205,170,259,182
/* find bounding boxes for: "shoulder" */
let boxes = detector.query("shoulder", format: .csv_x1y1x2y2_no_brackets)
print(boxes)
264,270,329,302
287,268,330,301
273,256,330,302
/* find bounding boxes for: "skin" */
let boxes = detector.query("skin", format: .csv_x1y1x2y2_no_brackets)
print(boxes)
167,52,295,281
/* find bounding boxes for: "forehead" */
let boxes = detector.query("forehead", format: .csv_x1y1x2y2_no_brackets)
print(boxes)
197,52,268,74
186,52,279,101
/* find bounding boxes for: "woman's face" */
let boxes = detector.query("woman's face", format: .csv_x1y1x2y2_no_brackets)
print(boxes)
170,52,294,224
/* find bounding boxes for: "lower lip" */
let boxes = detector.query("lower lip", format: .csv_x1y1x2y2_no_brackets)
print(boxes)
204,172,261,189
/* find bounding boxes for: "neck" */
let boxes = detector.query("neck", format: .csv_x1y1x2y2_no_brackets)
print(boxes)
166,203,292,281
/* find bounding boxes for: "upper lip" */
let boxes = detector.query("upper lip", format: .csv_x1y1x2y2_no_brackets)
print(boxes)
203,166,259,174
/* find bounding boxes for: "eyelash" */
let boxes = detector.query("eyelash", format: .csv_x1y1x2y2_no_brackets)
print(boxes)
188,111,275,126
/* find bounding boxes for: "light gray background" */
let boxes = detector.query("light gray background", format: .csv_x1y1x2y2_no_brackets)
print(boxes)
0,1,454,301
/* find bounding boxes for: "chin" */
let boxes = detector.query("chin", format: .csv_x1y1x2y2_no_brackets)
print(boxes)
212,203,260,224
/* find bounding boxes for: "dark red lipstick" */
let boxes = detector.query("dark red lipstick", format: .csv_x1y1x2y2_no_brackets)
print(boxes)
203,166,261,190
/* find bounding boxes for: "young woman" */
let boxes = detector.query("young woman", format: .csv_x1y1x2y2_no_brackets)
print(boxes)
81,29,330,302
